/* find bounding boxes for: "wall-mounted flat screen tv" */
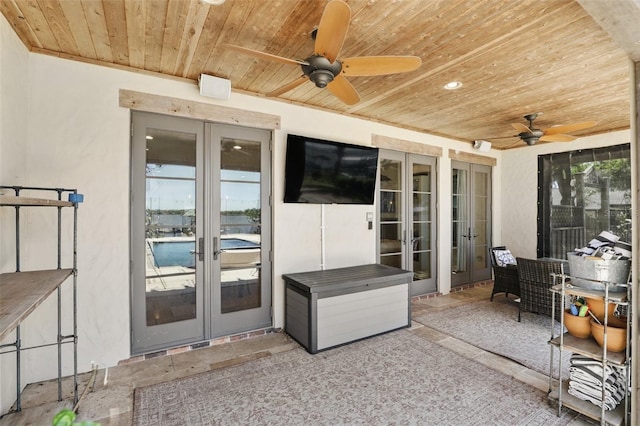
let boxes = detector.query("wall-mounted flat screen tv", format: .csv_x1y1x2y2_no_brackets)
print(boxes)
284,134,379,204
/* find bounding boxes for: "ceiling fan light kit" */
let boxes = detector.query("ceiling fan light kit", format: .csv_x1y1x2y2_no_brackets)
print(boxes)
224,0,421,105
515,113,544,145
303,56,343,88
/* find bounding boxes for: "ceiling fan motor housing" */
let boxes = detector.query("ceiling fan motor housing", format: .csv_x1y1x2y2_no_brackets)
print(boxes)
303,55,342,88
519,128,543,145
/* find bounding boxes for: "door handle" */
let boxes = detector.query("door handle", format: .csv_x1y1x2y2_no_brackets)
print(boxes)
213,237,222,260
191,237,205,262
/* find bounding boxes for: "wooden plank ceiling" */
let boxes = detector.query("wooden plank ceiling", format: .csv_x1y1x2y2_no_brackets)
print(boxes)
0,0,632,150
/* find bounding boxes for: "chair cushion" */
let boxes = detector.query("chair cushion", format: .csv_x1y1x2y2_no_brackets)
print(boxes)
493,249,517,267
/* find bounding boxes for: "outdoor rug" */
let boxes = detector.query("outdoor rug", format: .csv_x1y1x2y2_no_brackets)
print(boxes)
133,329,578,425
414,296,569,378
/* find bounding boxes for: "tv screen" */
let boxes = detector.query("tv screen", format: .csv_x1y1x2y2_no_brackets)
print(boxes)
284,134,379,204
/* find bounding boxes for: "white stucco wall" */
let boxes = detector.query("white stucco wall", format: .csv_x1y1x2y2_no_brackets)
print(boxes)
500,131,632,260
0,13,31,414
0,13,29,182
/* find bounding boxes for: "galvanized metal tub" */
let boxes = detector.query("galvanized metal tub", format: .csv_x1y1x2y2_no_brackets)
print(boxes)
567,253,630,292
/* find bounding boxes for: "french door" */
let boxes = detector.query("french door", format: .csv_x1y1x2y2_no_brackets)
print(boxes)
451,161,492,287
378,150,437,296
131,112,271,354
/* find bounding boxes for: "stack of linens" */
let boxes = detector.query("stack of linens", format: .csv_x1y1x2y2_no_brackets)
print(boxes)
573,230,631,260
568,354,626,410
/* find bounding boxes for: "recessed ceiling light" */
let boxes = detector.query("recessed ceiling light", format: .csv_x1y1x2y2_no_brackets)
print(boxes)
146,135,154,140
201,0,225,4
443,81,463,90
233,145,242,150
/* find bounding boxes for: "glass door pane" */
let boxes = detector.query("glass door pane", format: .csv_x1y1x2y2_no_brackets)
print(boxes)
219,137,262,314
145,148,197,325
472,167,491,281
452,167,469,280
408,154,437,295
473,170,489,274
379,158,403,269
411,162,432,282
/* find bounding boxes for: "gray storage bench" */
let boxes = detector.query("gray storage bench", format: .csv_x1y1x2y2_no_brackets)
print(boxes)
283,264,412,354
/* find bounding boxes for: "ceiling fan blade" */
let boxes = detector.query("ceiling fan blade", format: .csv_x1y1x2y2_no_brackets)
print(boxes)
479,135,518,140
341,56,422,76
543,121,597,135
503,139,523,149
266,76,308,97
511,123,531,134
489,139,521,150
327,74,360,105
540,134,577,142
225,44,308,66
314,0,351,62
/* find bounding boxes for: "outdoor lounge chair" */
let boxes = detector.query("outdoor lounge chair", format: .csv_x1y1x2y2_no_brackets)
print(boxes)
490,246,520,301
515,257,565,322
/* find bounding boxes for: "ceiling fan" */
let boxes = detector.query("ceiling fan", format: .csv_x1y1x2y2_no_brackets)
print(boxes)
508,113,597,146
224,0,422,105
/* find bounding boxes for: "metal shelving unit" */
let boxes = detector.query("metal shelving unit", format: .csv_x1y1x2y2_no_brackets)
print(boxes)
549,273,632,425
0,185,82,415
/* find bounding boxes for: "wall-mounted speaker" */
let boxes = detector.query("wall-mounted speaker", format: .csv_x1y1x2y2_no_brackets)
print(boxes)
199,74,231,100
473,139,492,152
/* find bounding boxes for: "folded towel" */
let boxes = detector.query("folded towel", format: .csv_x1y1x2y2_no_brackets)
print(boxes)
573,231,620,257
568,381,622,410
569,365,625,388
569,375,625,401
570,355,626,376
568,383,624,409
569,368,621,392
568,354,627,410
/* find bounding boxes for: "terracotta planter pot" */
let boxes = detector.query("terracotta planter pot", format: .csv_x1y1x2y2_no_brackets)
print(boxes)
564,309,591,339
607,314,628,328
585,297,616,323
590,319,627,353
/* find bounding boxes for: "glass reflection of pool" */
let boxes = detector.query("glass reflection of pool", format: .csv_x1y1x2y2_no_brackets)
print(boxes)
150,236,260,269
221,238,260,250
152,241,195,268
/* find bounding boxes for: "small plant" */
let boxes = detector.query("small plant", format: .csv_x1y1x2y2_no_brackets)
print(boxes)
52,409,100,426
